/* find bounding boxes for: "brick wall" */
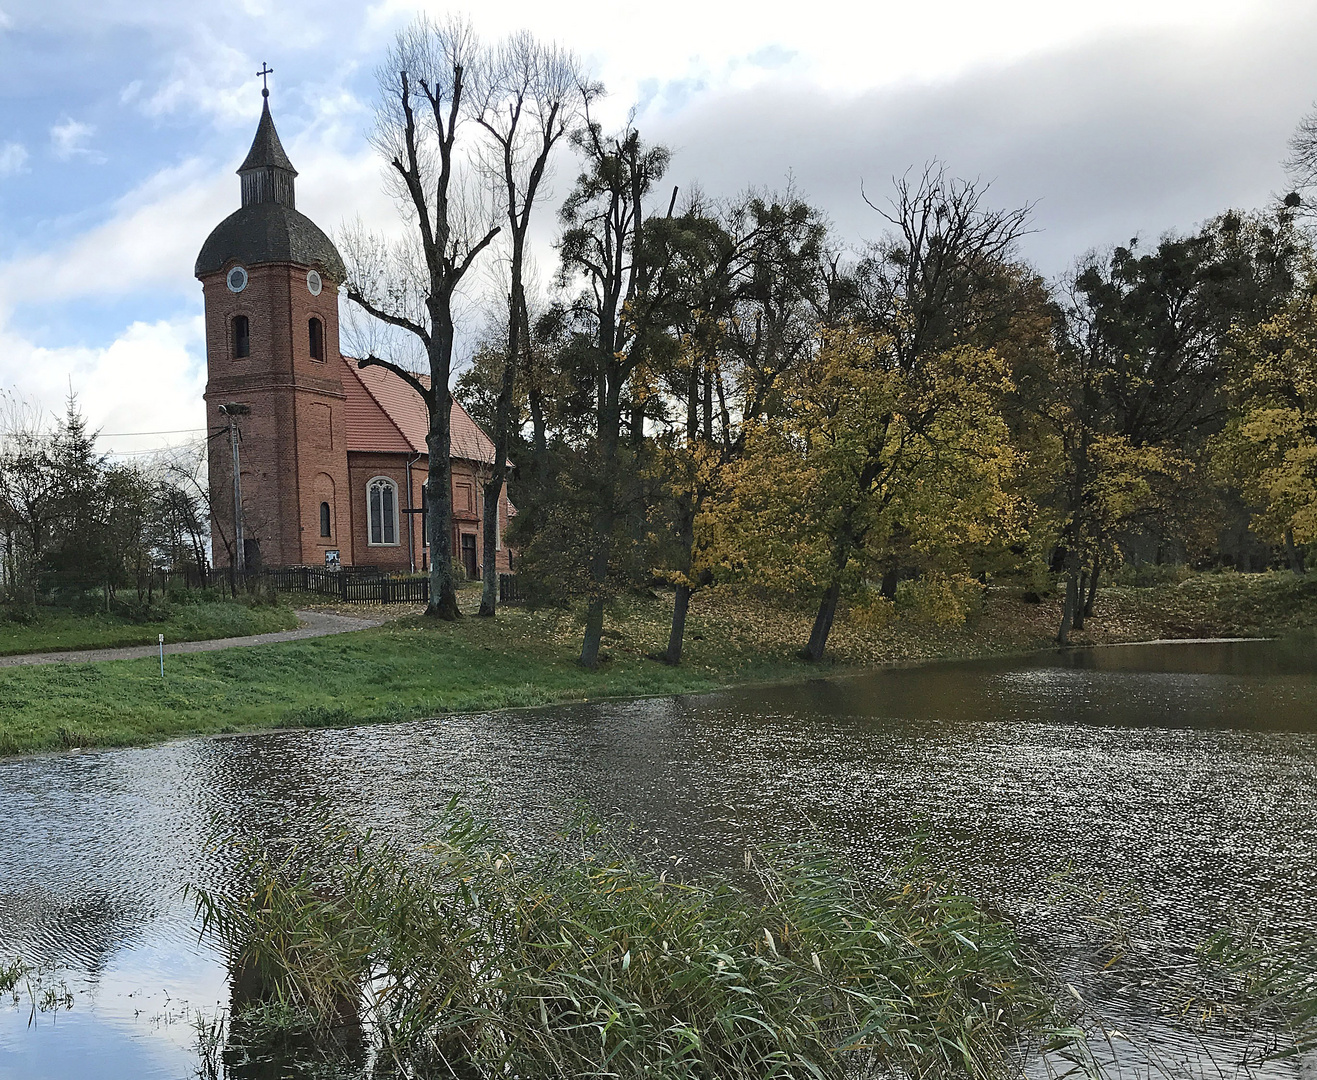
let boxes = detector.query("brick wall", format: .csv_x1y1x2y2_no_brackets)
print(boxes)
201,261,350,568
344,452,513,575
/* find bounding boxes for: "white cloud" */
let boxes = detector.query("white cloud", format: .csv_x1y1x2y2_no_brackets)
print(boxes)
0,315,207,450
0,142,27,176
138,42,261,125
0,158,229,305
372,0,1252,119
50,116,102,162
0,126,392,312
643,11,1309,276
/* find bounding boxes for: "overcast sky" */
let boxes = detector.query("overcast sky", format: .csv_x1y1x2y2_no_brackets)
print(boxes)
0,0,1313,456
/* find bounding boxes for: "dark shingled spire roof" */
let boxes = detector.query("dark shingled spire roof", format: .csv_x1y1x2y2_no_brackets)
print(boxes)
195,93,345,282
238,97,298,176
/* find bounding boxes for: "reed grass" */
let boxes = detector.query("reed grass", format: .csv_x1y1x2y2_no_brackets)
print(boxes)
191,803,1086,1079
1186,931,1317,1061
0,956,27,996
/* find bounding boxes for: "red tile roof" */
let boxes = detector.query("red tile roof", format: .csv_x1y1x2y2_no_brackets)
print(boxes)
340,356,497,465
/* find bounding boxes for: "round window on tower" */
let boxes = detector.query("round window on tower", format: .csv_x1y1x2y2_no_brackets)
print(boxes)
226,266,248,293
306,269,322,296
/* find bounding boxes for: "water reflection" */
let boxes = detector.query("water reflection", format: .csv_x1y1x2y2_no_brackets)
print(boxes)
0,639,1314,1078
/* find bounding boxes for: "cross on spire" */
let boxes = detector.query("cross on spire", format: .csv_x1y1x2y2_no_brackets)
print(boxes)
257,63,274,98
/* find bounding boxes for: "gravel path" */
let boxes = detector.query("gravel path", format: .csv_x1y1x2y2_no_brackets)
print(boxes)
0,609,383,668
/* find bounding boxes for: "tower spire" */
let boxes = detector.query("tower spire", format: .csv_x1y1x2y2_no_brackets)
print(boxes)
237,73,297,209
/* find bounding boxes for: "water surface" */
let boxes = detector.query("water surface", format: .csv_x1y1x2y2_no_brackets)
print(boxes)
1,638,1314,1078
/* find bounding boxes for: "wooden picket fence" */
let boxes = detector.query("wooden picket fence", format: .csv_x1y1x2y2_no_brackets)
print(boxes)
499,573,526,604
203,566,525,606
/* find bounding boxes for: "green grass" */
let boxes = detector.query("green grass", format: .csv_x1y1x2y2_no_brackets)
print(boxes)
0,600,299,657
1,571,1313,759
0,599,787,758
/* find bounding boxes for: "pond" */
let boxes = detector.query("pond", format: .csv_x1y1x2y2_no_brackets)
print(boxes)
0,637,1315,1078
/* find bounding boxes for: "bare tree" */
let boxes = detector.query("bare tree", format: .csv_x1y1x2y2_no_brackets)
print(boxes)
855,162,1035,371
1285,105,1317,215
0,389,53,597
469,33,595,617
343,15,500,620
159,442,215,582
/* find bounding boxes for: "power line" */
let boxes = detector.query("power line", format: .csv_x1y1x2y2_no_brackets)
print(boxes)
96,427,207,438
101,442,205,458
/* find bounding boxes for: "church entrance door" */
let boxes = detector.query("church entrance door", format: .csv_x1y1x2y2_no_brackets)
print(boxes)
461,534,477,580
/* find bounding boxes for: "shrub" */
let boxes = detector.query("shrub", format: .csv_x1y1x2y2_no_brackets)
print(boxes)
2,591,38,625
1110,562,1193,588
846,587,896,631
896,572,986,627
114,595,173,623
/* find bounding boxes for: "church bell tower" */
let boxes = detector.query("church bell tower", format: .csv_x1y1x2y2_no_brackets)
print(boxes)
196,82,351,570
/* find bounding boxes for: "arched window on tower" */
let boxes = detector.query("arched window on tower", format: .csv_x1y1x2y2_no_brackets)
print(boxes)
319,501,331,538
309,317,325,361
233,315,250,359
367,478,398,546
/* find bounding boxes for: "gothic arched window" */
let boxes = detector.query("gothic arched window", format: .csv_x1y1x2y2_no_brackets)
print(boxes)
308,317,325,361
319,501,331,538
233,315,250,359
367,477,398,546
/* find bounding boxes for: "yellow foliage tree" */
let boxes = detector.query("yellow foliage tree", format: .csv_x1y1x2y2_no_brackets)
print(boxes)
1216,292,1317,569
716,327,1019,660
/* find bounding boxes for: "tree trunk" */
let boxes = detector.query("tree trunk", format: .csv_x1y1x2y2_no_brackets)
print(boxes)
880,567,898,600
579,384,623,669
663,502,698,665
1056,562,1080,645
1083,556,1101,617
479,252,528,617
802,579,843,663
478,478,501,617
528,378,547,464
580,597,606,668
1285,527,1306,575
664,583,692,666
425,387,460,620
1072,569,1087,631
478,356,517,618
662,358,704,667
702,364,714,441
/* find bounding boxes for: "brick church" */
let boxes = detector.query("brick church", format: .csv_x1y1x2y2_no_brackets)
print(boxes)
195,90,511,577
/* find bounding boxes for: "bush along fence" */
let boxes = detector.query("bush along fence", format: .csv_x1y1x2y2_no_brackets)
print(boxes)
186,565,525,606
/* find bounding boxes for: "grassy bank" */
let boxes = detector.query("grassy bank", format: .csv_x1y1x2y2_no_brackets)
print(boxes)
0,599,299,656
1,571,1313,758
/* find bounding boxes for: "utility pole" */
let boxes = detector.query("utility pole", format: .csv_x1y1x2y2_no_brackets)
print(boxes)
218,403,251,571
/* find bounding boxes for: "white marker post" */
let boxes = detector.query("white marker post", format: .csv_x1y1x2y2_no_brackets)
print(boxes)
159,634,165,677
